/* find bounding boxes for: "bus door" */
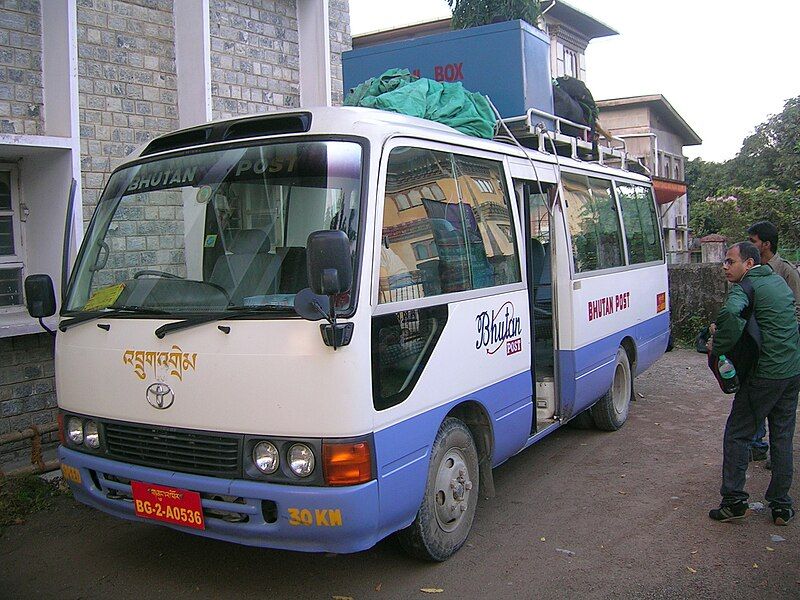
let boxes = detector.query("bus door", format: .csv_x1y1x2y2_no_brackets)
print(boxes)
516,180,557,434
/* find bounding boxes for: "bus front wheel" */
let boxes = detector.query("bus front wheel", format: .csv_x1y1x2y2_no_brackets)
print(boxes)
397,417,479,562
590,347,632,431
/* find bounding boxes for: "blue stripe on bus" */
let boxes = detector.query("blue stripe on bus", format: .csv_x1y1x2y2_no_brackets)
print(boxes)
58,446,382,554
58,313,668,554
373,372,533,540
559,311,670,418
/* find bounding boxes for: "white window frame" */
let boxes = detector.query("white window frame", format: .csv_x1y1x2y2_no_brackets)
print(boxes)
0,164,25,311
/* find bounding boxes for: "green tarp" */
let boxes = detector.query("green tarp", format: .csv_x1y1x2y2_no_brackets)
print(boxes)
344,68,496,139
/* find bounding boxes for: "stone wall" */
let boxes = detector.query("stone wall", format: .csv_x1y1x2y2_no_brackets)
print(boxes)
668,263,728,343
0,333,56,465
210,0,300,119
0,0,43,135
77,0,178,223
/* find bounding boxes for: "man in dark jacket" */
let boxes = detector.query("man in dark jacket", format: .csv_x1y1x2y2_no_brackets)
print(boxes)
709,241,800,525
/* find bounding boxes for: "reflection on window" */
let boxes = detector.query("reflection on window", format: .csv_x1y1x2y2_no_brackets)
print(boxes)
379,147,520,303
0,267,22,307
372,306,447,410
563,173,625,273
64,141,362,313
617,183,663,264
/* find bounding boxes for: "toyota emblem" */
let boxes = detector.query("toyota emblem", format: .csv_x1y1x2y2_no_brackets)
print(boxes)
146,382,174,409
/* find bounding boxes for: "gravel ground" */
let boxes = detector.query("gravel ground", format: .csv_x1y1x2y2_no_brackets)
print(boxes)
1,349,798,599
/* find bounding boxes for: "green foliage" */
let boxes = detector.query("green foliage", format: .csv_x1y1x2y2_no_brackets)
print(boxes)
689,186,800,246
687,95,800,245
685,158,730,203
672,312,707,348
447,0,542,30
728,96,800,190
0,474,63,530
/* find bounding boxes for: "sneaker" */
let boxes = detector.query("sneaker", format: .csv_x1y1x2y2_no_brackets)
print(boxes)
772,507,795,526
709,502,750,522
750,447,769,462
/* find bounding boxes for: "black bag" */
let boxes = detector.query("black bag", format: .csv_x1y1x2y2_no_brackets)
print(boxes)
707,278,762,391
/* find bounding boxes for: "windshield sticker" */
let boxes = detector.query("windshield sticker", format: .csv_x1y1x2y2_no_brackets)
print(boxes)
476,301,522,356
83,283,125,311
204,234,218,248
196,185,213,204
123,345,198,381
127,166,198,193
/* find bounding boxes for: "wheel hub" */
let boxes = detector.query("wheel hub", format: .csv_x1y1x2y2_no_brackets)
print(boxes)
433,448,473,532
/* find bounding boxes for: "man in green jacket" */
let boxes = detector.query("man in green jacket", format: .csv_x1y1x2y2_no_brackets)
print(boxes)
747,221,800,463
709,241,800,525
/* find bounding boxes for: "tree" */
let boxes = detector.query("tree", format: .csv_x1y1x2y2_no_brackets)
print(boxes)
689,186,800,247
446,0,542,30
686,95,800,249
727,96,800,189
685,157,729,203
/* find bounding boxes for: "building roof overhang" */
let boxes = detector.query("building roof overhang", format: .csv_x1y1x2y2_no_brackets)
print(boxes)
597,94,702,146
353,2,618,48
542,1,618,39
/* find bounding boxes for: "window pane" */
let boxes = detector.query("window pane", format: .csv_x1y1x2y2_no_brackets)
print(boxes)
563,173,625,273
380,148,520,304
0,172,11,210
373,306,447,409
617,183,663,264
0,267,22,306
452,154,520,289
0,215,15,256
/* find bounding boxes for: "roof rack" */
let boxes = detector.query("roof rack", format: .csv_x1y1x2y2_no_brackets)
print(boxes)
499,107,634,170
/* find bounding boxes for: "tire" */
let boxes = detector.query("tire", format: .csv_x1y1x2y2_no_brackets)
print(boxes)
397,418,480,562
567,408,595,429
590,347,633,431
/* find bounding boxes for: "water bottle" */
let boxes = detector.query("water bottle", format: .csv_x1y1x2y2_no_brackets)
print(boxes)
718,355,739,394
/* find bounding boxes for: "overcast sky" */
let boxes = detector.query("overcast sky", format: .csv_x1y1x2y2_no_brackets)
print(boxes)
348,0,800,163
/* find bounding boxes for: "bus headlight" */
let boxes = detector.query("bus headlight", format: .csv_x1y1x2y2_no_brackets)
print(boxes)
84,421,100,449
252,441,279,474
288,444,315,477
66,417,84,445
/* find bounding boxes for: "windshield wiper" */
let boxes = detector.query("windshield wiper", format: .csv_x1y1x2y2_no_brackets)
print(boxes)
59,306,170,332
154,304,294,339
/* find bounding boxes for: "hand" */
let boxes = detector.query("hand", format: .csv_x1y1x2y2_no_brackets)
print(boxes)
706,337,714,353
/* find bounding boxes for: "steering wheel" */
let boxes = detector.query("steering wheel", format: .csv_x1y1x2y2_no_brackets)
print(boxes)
133,270,183,280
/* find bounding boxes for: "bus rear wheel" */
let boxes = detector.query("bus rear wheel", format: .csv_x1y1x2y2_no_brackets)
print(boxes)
590,347,632,431
397,417,479,562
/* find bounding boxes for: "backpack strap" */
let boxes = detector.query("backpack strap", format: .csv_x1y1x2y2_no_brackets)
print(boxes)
738,277,762,349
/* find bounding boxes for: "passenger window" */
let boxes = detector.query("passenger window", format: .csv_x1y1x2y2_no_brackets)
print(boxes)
379,147,520,303
562,173,625,273
616,183,663,264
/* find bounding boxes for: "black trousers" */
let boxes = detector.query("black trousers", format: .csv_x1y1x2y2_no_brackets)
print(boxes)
720,374,800,508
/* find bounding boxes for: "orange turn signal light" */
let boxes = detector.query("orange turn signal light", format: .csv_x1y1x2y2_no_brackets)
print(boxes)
323,441,372,486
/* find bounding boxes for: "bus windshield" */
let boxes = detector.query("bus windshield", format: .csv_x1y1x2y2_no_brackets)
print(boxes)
64,140,363,315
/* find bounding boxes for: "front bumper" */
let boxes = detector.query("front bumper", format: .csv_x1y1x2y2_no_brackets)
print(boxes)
59,446,381,554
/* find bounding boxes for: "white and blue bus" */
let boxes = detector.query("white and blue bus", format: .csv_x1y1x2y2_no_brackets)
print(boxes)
28,106,669,561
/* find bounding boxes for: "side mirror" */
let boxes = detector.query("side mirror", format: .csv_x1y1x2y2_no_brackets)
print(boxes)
306,230,352,296
293,287,330,321
24,274,57,318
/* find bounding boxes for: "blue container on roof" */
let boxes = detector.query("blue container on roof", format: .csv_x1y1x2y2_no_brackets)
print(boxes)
343,19,554,124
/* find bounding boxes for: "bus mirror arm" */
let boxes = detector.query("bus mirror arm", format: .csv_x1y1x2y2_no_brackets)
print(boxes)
293,287,353,350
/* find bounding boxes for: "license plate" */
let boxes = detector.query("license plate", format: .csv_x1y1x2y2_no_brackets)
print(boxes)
60,463,81,484
130,481,205,530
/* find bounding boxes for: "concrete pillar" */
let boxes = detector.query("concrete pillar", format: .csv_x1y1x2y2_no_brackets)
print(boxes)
297,0,332,107
174,0,212,127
